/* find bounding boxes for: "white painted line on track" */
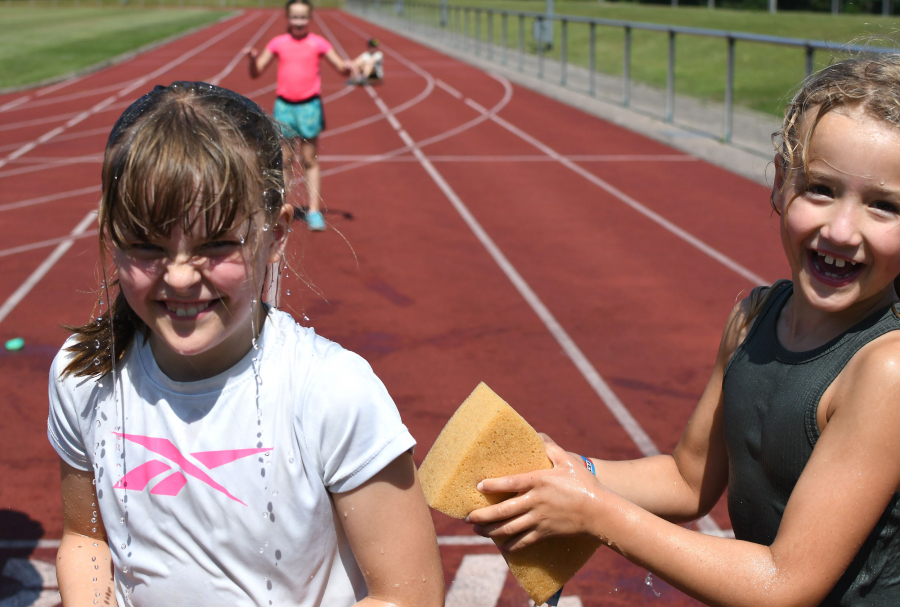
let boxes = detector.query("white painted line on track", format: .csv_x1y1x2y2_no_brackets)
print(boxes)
0,127,111,153
209,12,280,86
468,84,769,288
0,210,96,326
341,15,729,536
0,79,139,115
0,12,260,170
317,153,694,163
0,230,98,259
0,186,98,213
444,554,508,607
0,155,102,179
436,79,463,100
314,13,435,139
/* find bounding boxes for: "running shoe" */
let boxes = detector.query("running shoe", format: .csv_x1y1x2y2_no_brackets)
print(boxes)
306,210,326,231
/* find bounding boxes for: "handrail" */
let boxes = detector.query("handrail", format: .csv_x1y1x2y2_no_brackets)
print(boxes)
352,0,899,147
396,2,897,53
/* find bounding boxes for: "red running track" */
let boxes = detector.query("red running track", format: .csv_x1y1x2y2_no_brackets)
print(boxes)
0,8,788,606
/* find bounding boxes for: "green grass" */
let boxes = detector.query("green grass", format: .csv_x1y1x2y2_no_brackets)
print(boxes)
0,6,232,89
395,1,900,115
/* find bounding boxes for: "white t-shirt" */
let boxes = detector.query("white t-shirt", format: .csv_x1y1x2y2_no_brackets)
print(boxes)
360,50,384,79
47,309,416,607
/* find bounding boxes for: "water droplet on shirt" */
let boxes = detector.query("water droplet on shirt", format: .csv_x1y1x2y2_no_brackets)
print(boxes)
259,548,264,553
267,580,273,590
275,550,282,560
121,543,126,550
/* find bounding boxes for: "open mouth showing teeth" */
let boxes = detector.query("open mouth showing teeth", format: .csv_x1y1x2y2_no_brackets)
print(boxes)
163,300,215,318
809,250,863,284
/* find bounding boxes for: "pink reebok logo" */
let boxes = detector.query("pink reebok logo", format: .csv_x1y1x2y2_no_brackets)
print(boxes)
112,433,271,506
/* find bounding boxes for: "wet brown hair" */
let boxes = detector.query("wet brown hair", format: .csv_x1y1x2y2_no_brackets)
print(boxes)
774,54,900,205
63,81,286,379
749,55,900,320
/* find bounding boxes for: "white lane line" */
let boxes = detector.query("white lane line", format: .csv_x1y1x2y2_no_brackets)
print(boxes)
467,88,769,288
317,154,694,163
444,554,508,607
209,12,279,86
0,79,138,114
348,24,729,536
0,210,96,326
0,12,260,170
0,74,88,113
0,156,102,179
0,539,62,549
0,230,98,259
436,79,463,99
0,186,98,213
0,126,110,152
314,13,435,139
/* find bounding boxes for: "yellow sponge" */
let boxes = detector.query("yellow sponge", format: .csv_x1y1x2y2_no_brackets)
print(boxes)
418,382,599,605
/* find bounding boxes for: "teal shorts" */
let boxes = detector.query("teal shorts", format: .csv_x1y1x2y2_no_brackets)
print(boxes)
273,95,324,140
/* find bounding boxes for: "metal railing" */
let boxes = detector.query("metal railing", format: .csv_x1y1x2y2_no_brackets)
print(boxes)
350,0,896,145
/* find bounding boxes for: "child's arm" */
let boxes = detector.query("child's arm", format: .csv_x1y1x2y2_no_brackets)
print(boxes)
332,451,444,607
571,296,752,522
57,459,117,607
244,47,275,79
467,318,900,605
324,48,359,78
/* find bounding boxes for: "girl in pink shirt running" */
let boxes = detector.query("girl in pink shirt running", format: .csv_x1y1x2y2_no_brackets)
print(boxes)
246,0,356,231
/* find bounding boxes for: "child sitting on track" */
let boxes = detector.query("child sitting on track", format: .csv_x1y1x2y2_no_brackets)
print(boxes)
467,56,900,606
348,39,384,85
49,81,443,607
245,0,357,231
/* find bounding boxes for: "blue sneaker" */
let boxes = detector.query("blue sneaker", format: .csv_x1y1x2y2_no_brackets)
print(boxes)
306,210,326,231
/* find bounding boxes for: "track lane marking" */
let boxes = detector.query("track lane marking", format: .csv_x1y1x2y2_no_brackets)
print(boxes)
333,12,729,536
208,12,280,86
0,12,261,170
0,186,99,213
0,230,98,259
0,210,96,326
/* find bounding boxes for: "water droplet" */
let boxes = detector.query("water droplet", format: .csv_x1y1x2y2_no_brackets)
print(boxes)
93,577,97,582
121,543,126,550
91,556,97,562
259,548,264,553
286,290,291,295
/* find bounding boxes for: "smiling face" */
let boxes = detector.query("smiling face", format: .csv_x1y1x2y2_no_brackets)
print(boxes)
287,3,311,38
774,105,900,316
114,209,291,381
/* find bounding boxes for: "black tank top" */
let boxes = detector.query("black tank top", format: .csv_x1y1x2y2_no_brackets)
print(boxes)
722,281,900,605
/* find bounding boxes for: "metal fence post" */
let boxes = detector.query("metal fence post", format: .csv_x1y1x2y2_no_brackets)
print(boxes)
464,8,470,51
538,16,545,79
589,22,596,96
884,0,891,15
666,30,676,123
475,9,481,56
488,8,494,59
724,36,735,143
502,12,509,65
806,45,814,77
561,19,568,86
518,14,525,72
623,25,631,107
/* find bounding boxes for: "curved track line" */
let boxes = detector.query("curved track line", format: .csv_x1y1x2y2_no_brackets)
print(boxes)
314,13,435,139
334,13,730,534
0,12,261,170
317,13,512,180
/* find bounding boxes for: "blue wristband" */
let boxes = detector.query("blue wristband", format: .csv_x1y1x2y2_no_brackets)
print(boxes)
578,454,596,475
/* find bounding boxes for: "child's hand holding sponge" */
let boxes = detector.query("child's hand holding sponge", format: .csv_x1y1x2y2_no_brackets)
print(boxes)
418,382,600,606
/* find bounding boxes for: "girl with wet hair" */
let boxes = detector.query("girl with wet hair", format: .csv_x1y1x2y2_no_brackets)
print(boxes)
49,81,443,607
466,56,900,606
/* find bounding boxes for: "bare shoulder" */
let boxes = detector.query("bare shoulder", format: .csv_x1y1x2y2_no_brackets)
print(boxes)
829,329,900,423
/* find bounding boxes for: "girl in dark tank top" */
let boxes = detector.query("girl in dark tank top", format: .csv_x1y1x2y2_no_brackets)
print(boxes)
464,57,900,606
